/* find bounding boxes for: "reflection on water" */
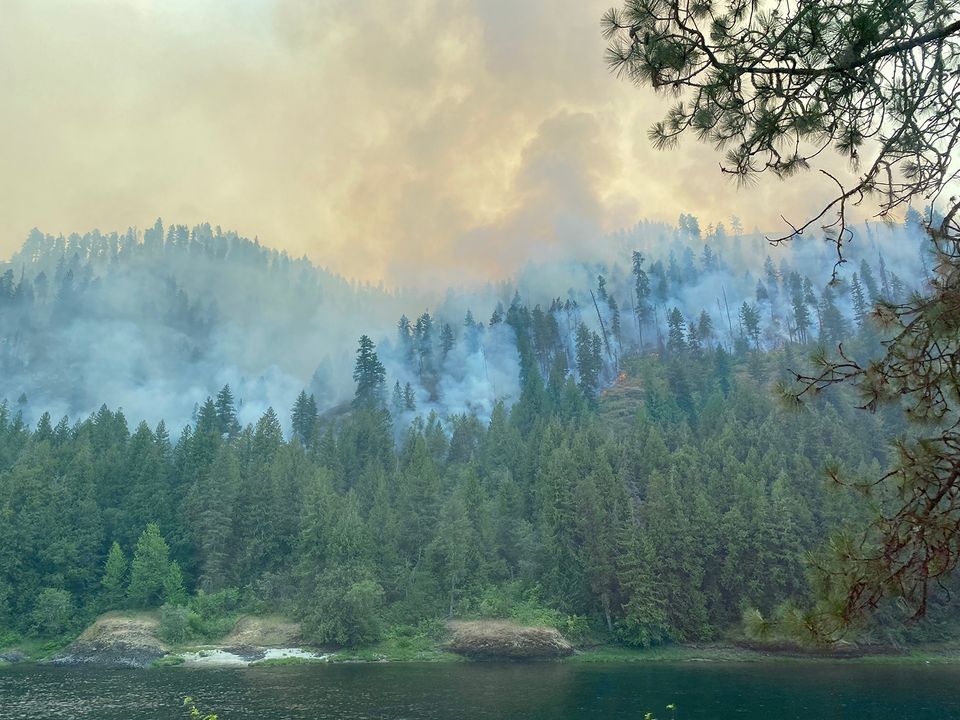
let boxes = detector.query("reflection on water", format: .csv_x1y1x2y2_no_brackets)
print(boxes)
1,661,959,720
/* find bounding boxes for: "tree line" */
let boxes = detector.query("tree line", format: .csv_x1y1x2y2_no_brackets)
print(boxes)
6,309,952,648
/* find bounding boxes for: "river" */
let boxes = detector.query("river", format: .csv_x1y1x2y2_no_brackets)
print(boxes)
1,661,958,719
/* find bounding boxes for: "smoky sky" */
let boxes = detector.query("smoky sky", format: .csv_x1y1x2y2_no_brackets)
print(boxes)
2,0,856,286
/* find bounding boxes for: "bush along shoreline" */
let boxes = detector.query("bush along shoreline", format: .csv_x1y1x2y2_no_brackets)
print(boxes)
3,607,957,668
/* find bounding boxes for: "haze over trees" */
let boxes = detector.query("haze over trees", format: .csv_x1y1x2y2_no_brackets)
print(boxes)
0,215,925,433
1,214,951,649
604,0,960,630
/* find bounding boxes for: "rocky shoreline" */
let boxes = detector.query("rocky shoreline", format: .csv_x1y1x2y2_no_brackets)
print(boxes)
49,613,169,669
3,612,948,669
41,613,331,668
445,621,574,660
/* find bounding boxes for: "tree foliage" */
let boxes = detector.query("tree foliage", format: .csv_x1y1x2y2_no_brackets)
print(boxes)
605,0,960,629
603,0,960,252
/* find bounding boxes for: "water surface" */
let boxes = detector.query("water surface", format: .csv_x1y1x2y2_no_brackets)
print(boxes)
1,661,958,719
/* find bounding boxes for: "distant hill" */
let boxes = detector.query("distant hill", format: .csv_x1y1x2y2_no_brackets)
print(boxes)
0,216,928,431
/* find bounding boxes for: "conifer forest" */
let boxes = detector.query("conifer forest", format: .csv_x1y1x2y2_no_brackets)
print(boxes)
1,216,947,650
3,2,960,718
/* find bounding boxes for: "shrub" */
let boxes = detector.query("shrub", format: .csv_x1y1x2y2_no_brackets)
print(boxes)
158,604,191,645
190,588,241,620
302,568,385,647
181,588,242,641
31,588,74,637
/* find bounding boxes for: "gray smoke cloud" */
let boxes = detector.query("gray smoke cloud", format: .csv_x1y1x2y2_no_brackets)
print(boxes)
0,215,928,436
0,0,885,288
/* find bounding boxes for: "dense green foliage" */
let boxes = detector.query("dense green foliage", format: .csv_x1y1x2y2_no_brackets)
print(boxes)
0,318,923,648
0,216,949,649
604,0,960,627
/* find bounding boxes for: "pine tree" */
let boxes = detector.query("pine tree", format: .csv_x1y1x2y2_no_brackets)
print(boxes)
440,323,455,363
397,315,414,364
686,322,702,356
608,296,622,354
391,381,405,416
631,251,651,346
353,335,386,408
616,528,669,646
100,541,128,609
195,398,219,435
791,283,811,343
291,390,318,446
127,523,176,608
878,253,892,300
190,445,240,592
850,273,868,327
163,561,187,606
597,274,608,301
756,281,769,303
575,323,602,403
819,286,847,345
214,385,241,439
859,259,880,304
739,302,761,349
701,244,717,272
666,308,687,355
414,312,435,378
763,257,779,295
889,273,906,302
403,383,417,411
697,310,714,345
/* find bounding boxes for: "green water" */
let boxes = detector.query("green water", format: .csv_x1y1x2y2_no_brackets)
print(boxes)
1,662,958,719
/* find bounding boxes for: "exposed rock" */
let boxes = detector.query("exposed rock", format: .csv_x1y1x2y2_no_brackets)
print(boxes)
221,645,267,661
446,620,573,660
0,650,27,663
50,612,168,668
222,616,303,648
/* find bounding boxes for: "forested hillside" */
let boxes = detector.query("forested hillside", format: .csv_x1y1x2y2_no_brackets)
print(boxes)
0,214,930,431
1,213,952,649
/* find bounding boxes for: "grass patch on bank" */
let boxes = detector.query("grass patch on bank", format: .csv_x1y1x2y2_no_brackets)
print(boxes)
1,636,73,662
329,621,462,663
152,655,186,668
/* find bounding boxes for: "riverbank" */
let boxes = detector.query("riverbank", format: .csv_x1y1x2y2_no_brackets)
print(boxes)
4,612,960,668
567,644,960,665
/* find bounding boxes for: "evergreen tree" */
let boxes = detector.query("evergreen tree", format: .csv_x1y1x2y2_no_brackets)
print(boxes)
819,286,847,345
403,383,417,412
214,385,241,439
697,310,714,346
127,523,176,608
353,335,387,408
860,259,880,304
291,390,319,446
391,381,405,417
100,541,128,609
850,273,868,327
616,528,669,646
608,296,623,354
631,251,651,346
575,323,602,403
440,323,455,363
666,308,687,355
739,303,761,349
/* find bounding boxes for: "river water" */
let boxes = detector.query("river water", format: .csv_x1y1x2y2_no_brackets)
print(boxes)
1,661,958,719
